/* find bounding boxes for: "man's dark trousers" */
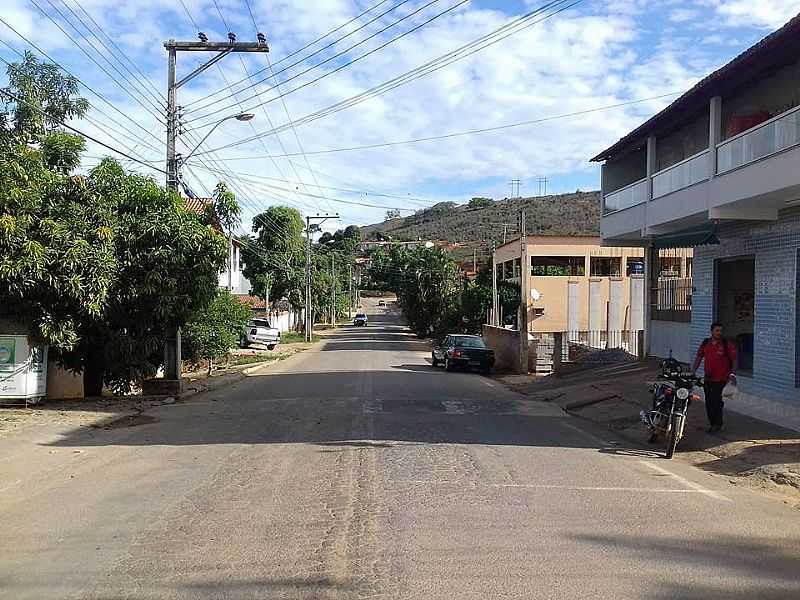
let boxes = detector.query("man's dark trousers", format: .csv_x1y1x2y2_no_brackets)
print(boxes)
704,381,726,427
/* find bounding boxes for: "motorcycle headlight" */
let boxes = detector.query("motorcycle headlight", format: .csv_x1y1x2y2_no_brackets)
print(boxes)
676,388,690,400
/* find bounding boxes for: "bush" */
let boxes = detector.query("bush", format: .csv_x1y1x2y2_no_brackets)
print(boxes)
183,290,252,373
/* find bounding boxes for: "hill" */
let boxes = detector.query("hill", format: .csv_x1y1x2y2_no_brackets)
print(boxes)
361,191,601,264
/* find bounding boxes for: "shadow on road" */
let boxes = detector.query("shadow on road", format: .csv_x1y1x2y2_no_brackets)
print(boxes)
572,532,800,599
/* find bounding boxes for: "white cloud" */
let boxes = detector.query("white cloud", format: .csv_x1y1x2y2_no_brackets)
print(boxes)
701,0,798,29
1,0,791,226
670,8,700,22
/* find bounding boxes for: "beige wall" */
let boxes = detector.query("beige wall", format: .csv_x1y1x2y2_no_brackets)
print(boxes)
494,236,644,333
47,364,84,400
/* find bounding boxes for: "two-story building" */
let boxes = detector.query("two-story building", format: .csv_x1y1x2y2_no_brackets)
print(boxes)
593,14,800,427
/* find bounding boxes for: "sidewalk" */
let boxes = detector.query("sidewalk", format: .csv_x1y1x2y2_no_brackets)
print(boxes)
497,359,800,508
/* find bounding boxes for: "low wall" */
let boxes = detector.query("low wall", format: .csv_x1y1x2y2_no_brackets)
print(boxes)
482,325,522,373
650,319,691,363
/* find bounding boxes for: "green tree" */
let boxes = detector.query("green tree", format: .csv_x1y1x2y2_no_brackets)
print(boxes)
183,289,252,374
1,51,88,143
468,197,493,209
64,160,229,395
242,206,305,310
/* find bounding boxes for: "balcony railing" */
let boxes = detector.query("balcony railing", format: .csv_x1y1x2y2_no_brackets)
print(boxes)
603,177,648,214
717,105,800,174
652,149,709,199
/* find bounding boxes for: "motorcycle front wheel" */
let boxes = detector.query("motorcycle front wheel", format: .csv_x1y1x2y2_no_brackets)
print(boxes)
665,415,684,459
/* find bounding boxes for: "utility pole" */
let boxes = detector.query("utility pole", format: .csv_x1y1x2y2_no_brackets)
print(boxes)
503,224,508,244
160,35,268,392
491,243,498,326
348,263,353,319
304,214,339,341
331,254,336,327
518,210,529,374
473,248,477,275
509,179,522,198
537,176,549,197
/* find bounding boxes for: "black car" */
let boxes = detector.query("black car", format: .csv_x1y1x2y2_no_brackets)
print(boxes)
353,313,368,326
432,335,495,374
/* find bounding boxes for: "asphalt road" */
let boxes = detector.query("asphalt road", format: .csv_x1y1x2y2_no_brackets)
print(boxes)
1,299,799,599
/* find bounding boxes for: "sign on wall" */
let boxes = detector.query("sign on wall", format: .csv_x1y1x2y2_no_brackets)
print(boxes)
0,338,15,371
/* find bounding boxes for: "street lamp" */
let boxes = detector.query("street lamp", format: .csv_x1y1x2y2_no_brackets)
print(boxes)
179,112,254,167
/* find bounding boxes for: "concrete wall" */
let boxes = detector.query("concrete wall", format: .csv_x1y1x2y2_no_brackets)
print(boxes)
650,319,691,363
47,364,84,400
482,325,520,373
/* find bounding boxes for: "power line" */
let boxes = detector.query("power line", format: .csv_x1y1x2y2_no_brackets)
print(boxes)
241,0,335,214
193,92,679,159
183,0,468,125
0,88,167,173
31,0,166,123
0,17,166,150
185,0,415,110
188,0,583,150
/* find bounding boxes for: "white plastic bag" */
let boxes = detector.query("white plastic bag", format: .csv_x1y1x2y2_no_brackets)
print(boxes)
723,379,738,400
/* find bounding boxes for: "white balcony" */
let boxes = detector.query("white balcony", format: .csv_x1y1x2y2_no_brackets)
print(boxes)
603,178,648,214
652,150,709,199
717,105,800,174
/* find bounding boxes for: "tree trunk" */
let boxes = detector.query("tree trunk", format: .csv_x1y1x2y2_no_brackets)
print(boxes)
83,343,105,398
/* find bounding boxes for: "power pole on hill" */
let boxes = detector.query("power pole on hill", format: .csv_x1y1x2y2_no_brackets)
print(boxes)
491,243,498,326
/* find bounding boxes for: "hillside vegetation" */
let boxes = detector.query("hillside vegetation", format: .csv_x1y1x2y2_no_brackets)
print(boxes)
362,192,601,257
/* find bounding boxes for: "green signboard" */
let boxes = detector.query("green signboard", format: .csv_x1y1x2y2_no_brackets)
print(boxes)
0,338,15,371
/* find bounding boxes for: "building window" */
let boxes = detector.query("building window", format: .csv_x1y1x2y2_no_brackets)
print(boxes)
659,256,682,278
626,257,644,276
590,257,622,277
533,307,545,318
503,260,514,280
531,256,585,277
513,258,521,278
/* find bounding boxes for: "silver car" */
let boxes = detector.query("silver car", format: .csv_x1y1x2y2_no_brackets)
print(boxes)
240,318,281,350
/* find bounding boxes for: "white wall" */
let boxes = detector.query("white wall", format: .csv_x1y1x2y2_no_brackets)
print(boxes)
650,319,691,363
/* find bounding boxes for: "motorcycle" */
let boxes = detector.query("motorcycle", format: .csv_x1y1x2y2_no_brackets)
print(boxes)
641,357,703,459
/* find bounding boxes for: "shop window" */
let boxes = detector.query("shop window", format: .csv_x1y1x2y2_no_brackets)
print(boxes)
531,256,585,276
590,257,622,277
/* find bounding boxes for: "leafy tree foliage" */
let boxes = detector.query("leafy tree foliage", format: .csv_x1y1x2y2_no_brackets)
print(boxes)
385,209,401,220
368,246,461,337
468,197,493,209
1,51,88,143
0,53,230,395
183,289,252,374
241,205,305,310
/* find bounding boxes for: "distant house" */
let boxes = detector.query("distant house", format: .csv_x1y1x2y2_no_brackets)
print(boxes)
183,197,244,293
493,235,645,333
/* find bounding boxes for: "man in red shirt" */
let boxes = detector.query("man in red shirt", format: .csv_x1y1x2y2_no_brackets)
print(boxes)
692,322,737,432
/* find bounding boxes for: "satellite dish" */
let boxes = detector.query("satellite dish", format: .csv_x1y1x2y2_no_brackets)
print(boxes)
531,288,541,301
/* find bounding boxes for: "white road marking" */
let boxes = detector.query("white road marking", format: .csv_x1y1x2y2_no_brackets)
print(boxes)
481,379,495,388
442,400,467,415
391,480,718,494
363,398,383,413
640,460,732,502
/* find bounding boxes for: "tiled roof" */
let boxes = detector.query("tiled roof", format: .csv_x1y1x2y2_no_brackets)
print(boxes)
592,12,800,162
184,197,213,215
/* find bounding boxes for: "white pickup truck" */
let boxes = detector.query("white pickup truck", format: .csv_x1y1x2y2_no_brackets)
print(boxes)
240,318,281,350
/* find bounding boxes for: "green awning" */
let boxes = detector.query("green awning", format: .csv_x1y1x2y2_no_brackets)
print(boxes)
652,226,720,250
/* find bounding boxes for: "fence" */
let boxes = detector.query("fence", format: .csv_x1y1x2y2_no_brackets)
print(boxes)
530,330,643,375
259,310,301,333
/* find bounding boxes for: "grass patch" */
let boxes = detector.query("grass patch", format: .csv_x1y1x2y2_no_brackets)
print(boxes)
281,332,320,344
229,352,292,367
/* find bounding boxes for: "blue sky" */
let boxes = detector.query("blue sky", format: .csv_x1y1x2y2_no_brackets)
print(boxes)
1,0,798,233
